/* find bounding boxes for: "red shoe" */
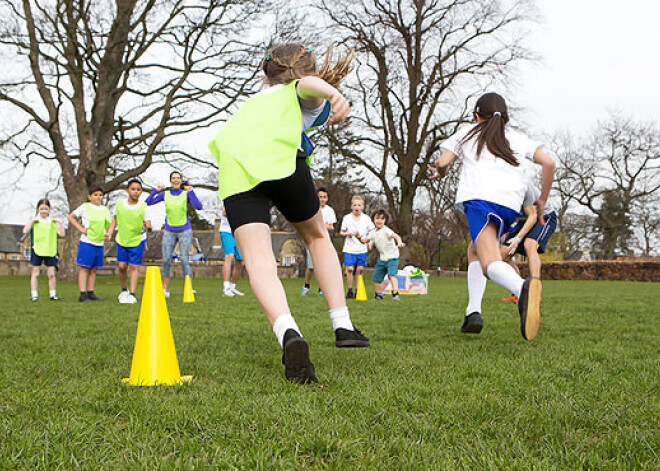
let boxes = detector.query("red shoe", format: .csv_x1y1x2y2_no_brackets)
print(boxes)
501,296,519,304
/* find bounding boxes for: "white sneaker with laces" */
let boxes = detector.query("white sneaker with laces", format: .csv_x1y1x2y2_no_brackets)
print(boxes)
223,288,235,298
118,291,130,303
231,288,245,296
128,294,138,304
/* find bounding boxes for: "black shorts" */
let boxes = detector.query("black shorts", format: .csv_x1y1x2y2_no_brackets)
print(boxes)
503,211,558,255
30,250,58,267
224,155,320,231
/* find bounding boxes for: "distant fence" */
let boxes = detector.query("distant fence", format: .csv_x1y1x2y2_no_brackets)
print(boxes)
1,260,658,282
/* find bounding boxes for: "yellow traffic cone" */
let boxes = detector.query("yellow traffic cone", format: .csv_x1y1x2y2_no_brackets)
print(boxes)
122,266,192,386
183,275,195,303
356,274,368,301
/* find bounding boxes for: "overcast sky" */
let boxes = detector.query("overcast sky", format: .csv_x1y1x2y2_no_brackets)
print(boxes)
1,0,659,225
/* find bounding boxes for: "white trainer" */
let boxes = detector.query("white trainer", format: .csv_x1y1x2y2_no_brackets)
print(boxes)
118,291,130,303
128,294,138,304
231,288,245,296
164,291,170,299
222,288,235,298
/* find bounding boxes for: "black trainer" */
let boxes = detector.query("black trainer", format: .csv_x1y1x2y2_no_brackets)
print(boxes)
518,277,542,341
346,289,355,299
375,293,384,300
461,312,483,333
335,327,370,348
87,292,103,301
78,292,88,302
281,329,317,384
50,296,60,301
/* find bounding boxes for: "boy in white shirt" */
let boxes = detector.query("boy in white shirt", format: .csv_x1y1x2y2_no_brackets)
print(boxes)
301,187,337,297
340,195,375,299
360,210,406,300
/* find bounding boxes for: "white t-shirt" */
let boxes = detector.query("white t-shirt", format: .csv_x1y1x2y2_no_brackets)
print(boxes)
219,201,232,233
441,125,543,211
341,213,375,254
366,226,400,261
521,180,555,215
73,203,111,247
321,205,337,227
113,199,149,242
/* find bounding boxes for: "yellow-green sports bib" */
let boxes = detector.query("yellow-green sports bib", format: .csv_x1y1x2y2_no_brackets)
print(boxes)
85,203,111,243
116,200,146,248
32,220,58,257
164,191,188,227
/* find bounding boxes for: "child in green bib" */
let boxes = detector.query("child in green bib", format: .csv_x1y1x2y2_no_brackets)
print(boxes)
23,198,65,301
209,44,370,384
106,179,152,304
67,185,111,302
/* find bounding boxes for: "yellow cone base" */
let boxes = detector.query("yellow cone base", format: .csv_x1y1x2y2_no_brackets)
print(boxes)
356,274,367,301
183,275,195,303
122,375,193,387
123,266,192,387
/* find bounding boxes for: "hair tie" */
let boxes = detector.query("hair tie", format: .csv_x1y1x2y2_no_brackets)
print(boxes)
307,47,313,53
265,53,271,61
493,111,502,117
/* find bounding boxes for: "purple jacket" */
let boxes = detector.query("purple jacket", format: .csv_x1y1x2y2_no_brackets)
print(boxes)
146,188,202,232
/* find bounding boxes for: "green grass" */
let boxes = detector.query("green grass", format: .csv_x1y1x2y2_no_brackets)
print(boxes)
0,275,658,469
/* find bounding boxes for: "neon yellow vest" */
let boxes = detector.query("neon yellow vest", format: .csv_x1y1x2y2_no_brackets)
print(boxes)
85,203,111,243
116,200,146,248
32,220,58,257
209,81,311,200
164,191,188,227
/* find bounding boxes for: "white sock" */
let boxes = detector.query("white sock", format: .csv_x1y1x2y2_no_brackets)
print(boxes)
466,261,487,315
223,281,231,290
31,290,38,298
230,282,236,290
49,289,56,298
487,261,524,298
272,314,301,347
329,307,354,331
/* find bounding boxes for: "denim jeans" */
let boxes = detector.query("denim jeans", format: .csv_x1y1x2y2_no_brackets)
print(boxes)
161,229,193,278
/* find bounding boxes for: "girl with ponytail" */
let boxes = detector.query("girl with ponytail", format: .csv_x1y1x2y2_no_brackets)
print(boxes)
208,44,369,384
429,92,556,342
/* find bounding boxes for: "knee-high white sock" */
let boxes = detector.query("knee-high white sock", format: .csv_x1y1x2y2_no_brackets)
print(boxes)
466,261,487,315
272,314,301,347
487,261,524,298
329,307,354,331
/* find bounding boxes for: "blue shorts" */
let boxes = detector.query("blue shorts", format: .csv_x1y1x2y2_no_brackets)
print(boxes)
220,231,243,261
504,211,558,255
30,250,58,267
462,200,521,243
117,240,145,266
76,241,104,268
344,252,367,269
372,258,399,283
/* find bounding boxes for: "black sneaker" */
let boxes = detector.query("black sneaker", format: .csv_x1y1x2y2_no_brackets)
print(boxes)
87,292,103,301
281,329,317,384
392,293,400,301
375,293,384,300
78,292,88,302
335,327,370,348
518,277,542,341
346,289,355,299
50,296,60,301
461,312,483,334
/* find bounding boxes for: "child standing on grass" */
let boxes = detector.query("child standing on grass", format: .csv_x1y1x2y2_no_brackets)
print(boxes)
428,92,555,340
219,200,244,298
340,195,375,299
23,198,65,301
359,210,405,301
209,43,370,384
106,179,152,304
301,187,336,297
67,186,112,302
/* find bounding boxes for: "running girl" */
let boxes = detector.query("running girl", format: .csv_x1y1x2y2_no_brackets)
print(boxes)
23,198,65,301
428,92,555,340
209,44,370,383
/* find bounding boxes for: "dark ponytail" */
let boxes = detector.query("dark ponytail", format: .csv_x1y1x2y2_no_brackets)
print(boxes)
461,92,518,166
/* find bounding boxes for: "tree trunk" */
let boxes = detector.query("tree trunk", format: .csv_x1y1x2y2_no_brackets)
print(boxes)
60,184,88,281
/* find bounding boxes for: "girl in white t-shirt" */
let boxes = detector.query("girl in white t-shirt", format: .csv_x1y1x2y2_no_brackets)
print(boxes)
428,92,555,341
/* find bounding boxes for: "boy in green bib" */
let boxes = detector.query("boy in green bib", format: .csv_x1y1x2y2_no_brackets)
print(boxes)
68,185,111,302
106,179,151,304
209,44,370,384
23,198,65,301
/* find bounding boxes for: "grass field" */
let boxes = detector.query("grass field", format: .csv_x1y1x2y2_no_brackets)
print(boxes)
0,275,658,469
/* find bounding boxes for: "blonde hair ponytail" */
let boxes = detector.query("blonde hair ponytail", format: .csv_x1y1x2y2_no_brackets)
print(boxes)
263,44,354,88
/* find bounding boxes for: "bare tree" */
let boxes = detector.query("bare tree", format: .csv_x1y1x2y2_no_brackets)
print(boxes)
0,0,263,278
631,195,660,256
317,0,535,239
554,116,660,259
